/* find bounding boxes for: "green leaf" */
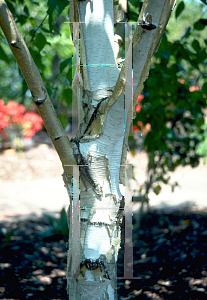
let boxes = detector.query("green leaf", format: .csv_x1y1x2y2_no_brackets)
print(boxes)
181,26,191,40
5,1,15,14
35,32,47,52
194,19,207,31
202,82,207,94
27,18,35,26
16,15,28,25
0,46,9,63
153,185,162,195
60,57,72,73
128,0,142,9
47,0,69,31
175,1,185,19
128,11,139,22
23,5,29,16
66,67,72,84
58,113,68,129
62,88,72,106
29,48,45,71
192,40,201,53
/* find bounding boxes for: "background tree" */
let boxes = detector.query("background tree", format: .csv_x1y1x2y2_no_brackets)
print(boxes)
127,0,207,203
1,0,207,299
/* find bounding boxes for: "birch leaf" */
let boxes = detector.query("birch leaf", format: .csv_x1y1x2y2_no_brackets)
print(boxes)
194,18,207,31
175,1,185,19
60,57,72,73
47,0,69,31
35,32,47,52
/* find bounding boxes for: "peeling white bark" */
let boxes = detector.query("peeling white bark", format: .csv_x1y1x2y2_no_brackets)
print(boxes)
66,1,124,299
65,0,176,299
79,0,120,91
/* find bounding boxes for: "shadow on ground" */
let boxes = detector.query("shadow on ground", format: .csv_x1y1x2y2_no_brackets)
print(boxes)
0,208,207,299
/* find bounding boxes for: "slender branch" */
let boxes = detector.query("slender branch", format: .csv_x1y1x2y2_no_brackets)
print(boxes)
0,0,76,168
132,0,177,104
119,0,176,179
30,14,48,43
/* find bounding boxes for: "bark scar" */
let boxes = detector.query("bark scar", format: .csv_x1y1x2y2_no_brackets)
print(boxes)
11,40,21,50
83,97,108,135
31,87,47,105
138,13,157,31
71,137,102,196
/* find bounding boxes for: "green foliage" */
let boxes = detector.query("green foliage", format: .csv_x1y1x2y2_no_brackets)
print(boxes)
47,0,69,31
129,0,207,197
0,0,72,124
0,45,9,63
42,207,69,240
127,0,142,21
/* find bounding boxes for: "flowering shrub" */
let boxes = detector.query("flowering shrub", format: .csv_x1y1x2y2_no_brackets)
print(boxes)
133,82,200,137
133,94,151,135
0,99,43,148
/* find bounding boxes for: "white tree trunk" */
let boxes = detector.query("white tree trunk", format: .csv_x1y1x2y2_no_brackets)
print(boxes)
64,0,176,299
65,1,125,299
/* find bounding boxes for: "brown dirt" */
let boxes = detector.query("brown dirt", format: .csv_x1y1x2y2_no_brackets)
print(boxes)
0,131,62,181
0,210,207,299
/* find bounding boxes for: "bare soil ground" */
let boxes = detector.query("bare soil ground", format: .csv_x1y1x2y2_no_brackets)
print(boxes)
0,210,207,299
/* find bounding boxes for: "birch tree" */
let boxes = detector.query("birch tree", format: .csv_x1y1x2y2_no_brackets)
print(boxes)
0,0,176,298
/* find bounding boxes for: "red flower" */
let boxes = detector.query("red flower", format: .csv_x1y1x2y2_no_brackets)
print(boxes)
20,112,43,139
178,79,185,84
145,123,151,132
0,99,43,141
137,121,143,128
12,115,24,124
0,112,9,129
23,128,36,139
0,100,8,129
189,85,200,92
133,125,139,133
136,94,144,103
135,105,141,112
6,101,25,116
22,112,43,132
0,99,7,113
135,95,144,113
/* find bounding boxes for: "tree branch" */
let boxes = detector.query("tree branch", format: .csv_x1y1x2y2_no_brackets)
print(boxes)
0,0,76,168
119,0,176,182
